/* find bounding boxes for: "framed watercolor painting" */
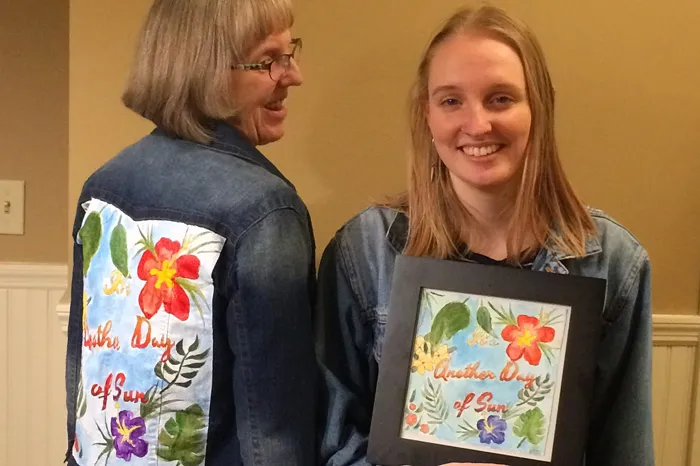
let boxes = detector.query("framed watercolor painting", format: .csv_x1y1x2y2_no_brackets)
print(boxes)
367,255,606,466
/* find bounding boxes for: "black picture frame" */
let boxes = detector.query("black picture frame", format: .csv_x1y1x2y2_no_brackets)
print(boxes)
367,255,606,466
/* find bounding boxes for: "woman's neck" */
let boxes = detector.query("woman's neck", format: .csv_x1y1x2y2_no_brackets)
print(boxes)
451,177,516,260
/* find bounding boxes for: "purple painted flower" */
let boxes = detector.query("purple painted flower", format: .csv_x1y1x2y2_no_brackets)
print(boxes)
110,410,148,461
477,415,507,444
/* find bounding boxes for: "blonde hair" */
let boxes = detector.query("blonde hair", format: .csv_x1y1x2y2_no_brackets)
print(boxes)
122,0,294,143
387,3,596,263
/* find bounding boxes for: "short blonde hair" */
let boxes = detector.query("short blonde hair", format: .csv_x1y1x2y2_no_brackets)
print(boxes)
388,3,596,262
122,0,294,143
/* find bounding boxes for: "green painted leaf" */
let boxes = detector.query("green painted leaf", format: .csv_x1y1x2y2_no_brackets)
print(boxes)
141,395,181,421
513,407,546,446
428,302,470,347
79,212,102,276
188,348,210,361
156,405,207,466
422,378,448,423
77,378,88,418
109,222,130,277
164,418,179,437
136,225,155,254
188,335,200,353
176,339,186,357
79,397,87,418
142,386,157,405
476,306,494,335
186,361,206,370
154,362,165,380
95,444,113,465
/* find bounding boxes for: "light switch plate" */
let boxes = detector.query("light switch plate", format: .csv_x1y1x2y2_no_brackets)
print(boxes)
0,180,25,235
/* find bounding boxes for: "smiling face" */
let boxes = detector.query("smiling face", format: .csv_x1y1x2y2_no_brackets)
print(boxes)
426,32,532,199
229,29,302,146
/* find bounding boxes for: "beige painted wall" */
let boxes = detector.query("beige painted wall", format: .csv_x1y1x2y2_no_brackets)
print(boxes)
0,0,68,263
67,0,700,314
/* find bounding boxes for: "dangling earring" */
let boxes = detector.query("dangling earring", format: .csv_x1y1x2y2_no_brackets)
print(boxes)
430,138,436,182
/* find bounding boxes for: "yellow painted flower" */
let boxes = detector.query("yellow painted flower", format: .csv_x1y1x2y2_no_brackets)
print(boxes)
104,269,131,296
431,344,451,365
412,335,434,375
412,350,434,375
411,336,451,374
414,336,428,354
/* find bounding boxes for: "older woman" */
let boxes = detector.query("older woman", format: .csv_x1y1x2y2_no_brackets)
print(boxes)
64,1,316,465
317,4,653,466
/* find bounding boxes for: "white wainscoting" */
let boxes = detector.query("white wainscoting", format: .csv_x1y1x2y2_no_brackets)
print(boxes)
652,314,700,466
0,263,68,466
0,262,698,466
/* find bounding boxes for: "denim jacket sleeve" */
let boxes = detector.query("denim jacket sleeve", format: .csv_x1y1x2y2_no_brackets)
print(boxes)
586,251,654,465
228,207,317,465
316,237,376,466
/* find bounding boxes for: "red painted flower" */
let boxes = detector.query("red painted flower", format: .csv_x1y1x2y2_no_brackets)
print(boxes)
501,315,555,366
420,423,429,434
137,238,200,321
405,413,418,426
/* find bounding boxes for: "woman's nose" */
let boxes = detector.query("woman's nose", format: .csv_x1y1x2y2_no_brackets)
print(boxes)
460,105,492,136
280,59,303,87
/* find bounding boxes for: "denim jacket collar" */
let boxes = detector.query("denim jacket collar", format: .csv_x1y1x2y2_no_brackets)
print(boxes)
385,210,602,274
154,121,296,191
209,121,297,190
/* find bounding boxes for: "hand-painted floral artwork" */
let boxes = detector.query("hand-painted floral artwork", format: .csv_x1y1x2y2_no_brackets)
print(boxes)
73,198,225,465
400,288,571,462
111,411,148,461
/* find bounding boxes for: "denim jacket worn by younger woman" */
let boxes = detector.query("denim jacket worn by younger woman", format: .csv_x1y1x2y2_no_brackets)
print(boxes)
65,122,317,466
316,206,653,466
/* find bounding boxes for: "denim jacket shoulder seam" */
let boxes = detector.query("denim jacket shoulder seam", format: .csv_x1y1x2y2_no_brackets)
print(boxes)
192,141,247,158
230,205,307,251
589,210,644,248
604,244,646,324
226,205,309,291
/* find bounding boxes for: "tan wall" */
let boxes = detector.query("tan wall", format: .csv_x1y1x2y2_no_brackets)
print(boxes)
0,0,68,263
65,0,699,314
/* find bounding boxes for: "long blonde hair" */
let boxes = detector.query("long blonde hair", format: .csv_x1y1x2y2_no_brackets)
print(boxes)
122,0,294,143
387,4,596,263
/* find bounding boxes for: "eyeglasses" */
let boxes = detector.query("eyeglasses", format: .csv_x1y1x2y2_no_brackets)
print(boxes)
232,38,302,81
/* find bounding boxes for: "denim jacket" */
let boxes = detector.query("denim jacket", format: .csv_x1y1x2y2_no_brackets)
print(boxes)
316,206,653,466
65,122,317,466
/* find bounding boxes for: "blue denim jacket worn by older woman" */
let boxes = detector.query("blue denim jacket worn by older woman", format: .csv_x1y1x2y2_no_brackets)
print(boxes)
65,122,317,466
316,206,653,466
